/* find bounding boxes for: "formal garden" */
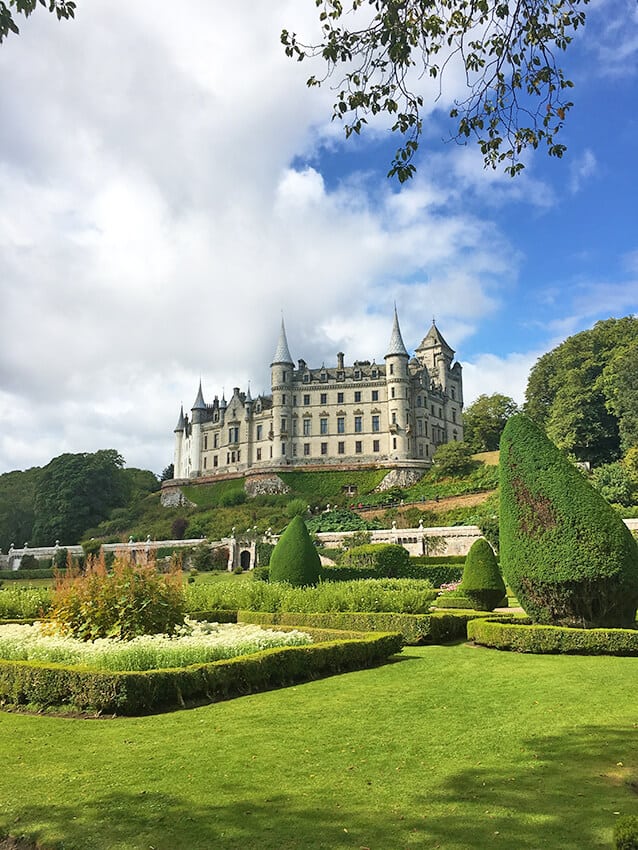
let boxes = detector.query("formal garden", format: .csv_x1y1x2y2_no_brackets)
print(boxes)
0,415,637,849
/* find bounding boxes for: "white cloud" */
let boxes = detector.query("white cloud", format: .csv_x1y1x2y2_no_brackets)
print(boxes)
462,351,541,407
570,148,598,193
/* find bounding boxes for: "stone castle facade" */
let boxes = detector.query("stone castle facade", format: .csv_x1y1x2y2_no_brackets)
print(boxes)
172,310,463,480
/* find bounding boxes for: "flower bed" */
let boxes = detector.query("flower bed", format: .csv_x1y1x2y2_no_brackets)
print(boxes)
0,620,312,672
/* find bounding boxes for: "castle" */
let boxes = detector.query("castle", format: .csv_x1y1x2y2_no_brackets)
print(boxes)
172,310,463,481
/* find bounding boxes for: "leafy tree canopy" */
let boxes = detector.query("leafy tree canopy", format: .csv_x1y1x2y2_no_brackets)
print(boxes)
432,440,475,477
524,316,638,465
32,450,129,546
282,0,587,181
0,0,75,44
463,393,519,452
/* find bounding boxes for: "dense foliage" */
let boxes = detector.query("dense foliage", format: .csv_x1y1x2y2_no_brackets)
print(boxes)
499,415,638,627
468,617,638,655
268,516,321,586
49,557,185,641
341,543,410,577
458,538,505,611
463,394,519,452
525,316,638,464
432,441,476,477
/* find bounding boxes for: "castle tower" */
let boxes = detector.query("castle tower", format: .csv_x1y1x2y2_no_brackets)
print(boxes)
384,308,410,460
415,321,454,392
190,380,206,477
173,405,185,478
270,318,294,462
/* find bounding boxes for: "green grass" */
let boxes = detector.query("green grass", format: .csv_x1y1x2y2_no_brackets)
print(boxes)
0,644,635,850
278,468,390,504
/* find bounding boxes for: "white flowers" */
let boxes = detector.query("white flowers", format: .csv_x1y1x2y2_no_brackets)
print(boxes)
0,620,312,672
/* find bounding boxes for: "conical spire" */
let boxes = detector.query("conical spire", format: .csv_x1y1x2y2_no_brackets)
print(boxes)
191,380,206,410
174,404,185,432
385,306,409,358
271,317,294,365
246,383,252,403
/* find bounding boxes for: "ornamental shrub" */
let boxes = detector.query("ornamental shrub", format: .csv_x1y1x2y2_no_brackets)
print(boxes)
458,538,505,611
341,543,410,577
615,815,638,850
499,414,638,628
268,516,321,586
49,555,185,641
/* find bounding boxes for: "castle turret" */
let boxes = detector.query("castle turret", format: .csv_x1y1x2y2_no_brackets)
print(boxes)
415,321,454,392
173,405,185,478
190,381,206,477
384,308,410,459
271,318,294,461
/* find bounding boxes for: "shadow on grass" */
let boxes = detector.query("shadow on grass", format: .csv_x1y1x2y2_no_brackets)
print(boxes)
1,726,636,850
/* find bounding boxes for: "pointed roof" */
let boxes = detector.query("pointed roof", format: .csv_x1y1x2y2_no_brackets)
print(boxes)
384,307,409,358
271,318,294,365
246,383,252,403
191,380,206,410
416,321,455,356
174,405,185,432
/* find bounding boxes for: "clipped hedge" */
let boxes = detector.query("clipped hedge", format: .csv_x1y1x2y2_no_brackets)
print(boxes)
0,569,61,581
341,543,410,577
615,816,638,850
0,632,403,715
318,564,463,586
467,617,638,655
410,555,466,565
186,610,238,623
500,414,638,627
238,609,495,645
269,516,321,586
435,595,507,610
458,538,506,611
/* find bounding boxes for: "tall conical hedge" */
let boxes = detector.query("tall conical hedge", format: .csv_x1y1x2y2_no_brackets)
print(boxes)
499,414,638,628
459,538,506,611
269,515,321,587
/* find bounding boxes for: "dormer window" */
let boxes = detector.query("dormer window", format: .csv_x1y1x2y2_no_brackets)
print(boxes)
321,371,327,382
354,370,361,380
337,371,345,381
371,369,378,379
303,373,309,383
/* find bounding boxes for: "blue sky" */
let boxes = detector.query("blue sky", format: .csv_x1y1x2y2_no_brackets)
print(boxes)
0,0,636,475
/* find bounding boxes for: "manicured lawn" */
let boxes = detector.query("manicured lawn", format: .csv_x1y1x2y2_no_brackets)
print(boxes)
0,644,636,850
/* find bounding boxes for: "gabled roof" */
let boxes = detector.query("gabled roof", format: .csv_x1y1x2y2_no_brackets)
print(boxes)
384,307,409,358
271,318,294,365
416,321,455,356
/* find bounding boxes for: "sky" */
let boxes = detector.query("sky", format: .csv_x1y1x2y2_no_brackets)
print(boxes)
0,0,637,476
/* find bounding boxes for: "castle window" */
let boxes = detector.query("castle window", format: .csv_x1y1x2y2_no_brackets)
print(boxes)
337,371,345,381
439,407,442,418
292,419,298,436
281,442,286,456
214,434,218,448
281,418,287,433
338,441,345,454
231,451,236,462
354,370,361,380
321,442,328,455
392,437,397,450
391,387,395,399
354,416,362,433
452,409,456,423
354,391,361,403
303,443,311,456
321,371,327,382
391,412,397,425
337,392,344,404
303,418,311,436
425,422,429,437
303,394,310,406
237,450,241,462
431,404,435,415
282,371,287,382
229,426,239,443
389,364,394,375
282,394,286,404
425,444,429,456
337,417,345,434
204,435,208,450
372,369,378,379
226,452,230,464
451,387,456,400
417,419,423,435
373,439,380,452
418,444,424,457
372,390,379,402
256,424,263,441
355,440,362,453
320,392,327,405
293,395,297,406
204,456,207,469
417,396,422,407
256,448,262,461
303,374,309,383
320,417,328,435
213,456,218,467
372,415,380,432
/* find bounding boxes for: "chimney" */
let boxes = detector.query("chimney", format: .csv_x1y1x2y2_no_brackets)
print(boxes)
337,352,345,369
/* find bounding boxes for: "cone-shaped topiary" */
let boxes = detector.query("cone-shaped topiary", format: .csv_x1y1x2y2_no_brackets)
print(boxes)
459,537,506,611
269,515,321,586
500,414,638,628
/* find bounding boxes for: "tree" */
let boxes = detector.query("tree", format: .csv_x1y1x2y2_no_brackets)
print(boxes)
32,450,128,545
463,393,519,452
159,464,174,482
0,0,75,44
458,537,505,611
269,515,322,586
282,0,586,181
591,462,637,508
432,440,475,476
499,414,638,628
525,316,638,465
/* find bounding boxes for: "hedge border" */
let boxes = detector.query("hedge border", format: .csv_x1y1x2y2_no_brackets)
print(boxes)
467,617,638,655
435,595,508,611
0,631,403,716
238,609,495,645
0,569,61,581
